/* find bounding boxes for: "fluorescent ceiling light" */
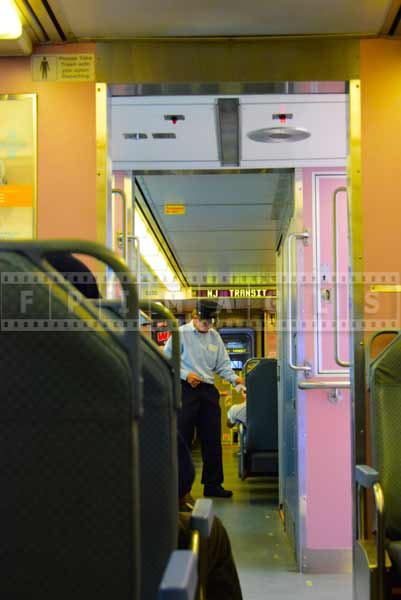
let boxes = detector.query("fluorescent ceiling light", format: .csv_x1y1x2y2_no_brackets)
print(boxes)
0,0,22,39
135,208,181,293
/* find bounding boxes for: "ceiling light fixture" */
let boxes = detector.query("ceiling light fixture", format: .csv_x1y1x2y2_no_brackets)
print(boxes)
247,126,311,143
0,0,22,39
135,208,181,293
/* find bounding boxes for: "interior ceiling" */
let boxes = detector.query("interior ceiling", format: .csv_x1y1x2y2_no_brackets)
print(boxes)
137,173,293,284
51,0,392,38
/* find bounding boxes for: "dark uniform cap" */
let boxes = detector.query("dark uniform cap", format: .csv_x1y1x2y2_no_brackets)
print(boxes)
197,299,218,321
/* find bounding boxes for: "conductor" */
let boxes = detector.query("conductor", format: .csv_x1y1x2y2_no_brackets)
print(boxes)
164,300,243,498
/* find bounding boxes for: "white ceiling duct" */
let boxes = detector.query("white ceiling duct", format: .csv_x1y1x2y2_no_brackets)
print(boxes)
247,126,311,143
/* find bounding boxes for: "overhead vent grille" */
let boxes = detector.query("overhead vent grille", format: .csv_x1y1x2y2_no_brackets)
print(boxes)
123,133,147,140
389,5,401,35
381,1,401,36
247,127,311,143
217,98,240,167
14,0,69,43
152,133,176,139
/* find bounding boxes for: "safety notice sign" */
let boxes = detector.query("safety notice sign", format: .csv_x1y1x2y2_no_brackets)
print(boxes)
164,204,186,215
32,54,95,82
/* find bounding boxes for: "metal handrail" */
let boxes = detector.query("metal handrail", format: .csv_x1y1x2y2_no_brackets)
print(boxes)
332,186,350,368
373,482,386,600
287,231,312,374
128,234,141,297
298,380,350,390
139,301,181,410
112,188,127,261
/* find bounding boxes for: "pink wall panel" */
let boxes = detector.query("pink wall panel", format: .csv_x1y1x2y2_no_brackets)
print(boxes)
302,168,352,550
0,43,97,241
305,389,352,548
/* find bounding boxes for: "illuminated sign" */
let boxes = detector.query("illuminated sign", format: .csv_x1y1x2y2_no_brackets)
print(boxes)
192,288,274,298
157,331,170,343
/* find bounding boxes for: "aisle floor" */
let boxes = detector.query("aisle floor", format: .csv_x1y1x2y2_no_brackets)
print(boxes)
191,446,352,600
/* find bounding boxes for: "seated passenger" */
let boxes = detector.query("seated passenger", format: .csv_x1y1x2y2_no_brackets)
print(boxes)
177,433,243,600
45,252,101,299
226,386,247,429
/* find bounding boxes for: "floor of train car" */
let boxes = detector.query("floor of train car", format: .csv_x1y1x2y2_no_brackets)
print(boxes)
191,446,352,600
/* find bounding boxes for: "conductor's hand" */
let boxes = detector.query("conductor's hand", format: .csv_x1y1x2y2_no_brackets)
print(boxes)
187,372,202,388
235,376,244,386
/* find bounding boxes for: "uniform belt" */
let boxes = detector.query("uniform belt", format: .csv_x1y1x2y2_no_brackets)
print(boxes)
181,379,215,388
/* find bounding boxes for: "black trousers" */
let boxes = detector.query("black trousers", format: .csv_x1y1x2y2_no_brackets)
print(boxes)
178,381,223,486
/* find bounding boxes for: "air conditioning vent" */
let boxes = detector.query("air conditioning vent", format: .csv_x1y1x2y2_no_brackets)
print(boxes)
247,127,311,143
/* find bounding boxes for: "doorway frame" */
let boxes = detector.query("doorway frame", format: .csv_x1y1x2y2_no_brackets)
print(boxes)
95,36,363,572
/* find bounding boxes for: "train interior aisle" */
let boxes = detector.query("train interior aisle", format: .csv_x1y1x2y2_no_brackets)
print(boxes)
191,448,352,600
109,86,353,597
5,2,401,598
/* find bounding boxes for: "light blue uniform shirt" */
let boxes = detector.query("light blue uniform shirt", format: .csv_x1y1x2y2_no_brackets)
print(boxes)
164,320,238,386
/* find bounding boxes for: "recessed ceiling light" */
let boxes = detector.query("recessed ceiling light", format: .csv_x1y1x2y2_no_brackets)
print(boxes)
0,0,22,39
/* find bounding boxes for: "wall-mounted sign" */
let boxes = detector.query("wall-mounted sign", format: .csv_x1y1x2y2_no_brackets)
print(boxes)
32,54,95,82
0,95,36,239
165,204,186,215
192,288,275,298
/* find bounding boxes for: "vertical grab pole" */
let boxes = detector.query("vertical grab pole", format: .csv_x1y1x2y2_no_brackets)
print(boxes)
332,187,351,368
128,235,141,299
287,231,312,374
112,188,128,262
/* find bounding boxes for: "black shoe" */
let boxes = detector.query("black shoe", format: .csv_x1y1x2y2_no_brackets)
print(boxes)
204,485,233,498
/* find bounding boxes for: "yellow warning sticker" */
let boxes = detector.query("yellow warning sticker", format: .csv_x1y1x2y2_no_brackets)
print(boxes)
165,204,186,215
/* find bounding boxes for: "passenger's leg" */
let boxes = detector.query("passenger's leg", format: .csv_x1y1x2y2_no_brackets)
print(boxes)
178,512,243,600
197,384,224,487
177,381,200,450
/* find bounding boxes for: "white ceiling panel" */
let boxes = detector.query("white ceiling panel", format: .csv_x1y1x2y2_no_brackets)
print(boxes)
180,250,276,267
167,231,276,251
55,0,391,37
136,172,291,280
139,172,285,206
153,206,277,230
180,252,277,277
